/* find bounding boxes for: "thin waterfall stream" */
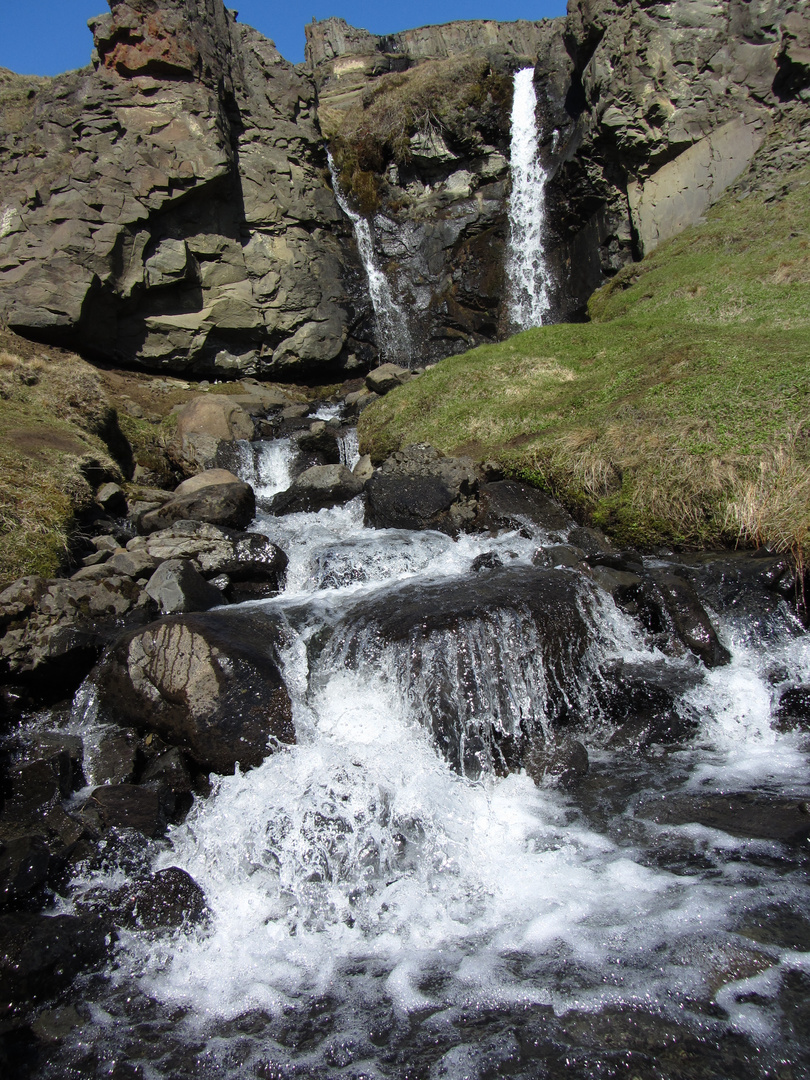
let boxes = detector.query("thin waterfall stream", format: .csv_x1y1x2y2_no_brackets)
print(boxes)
28,400,810,1079
328,153,414,366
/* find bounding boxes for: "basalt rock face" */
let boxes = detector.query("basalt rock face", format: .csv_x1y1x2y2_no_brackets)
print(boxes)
0,0,366,378
542,0,810,317
308,17,560,362
1,1,807,376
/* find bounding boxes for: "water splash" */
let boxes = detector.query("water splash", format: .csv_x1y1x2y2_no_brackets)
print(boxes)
328,151,413,366
506,67,552,330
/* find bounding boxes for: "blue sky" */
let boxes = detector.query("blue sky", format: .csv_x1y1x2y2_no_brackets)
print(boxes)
1,1,567,76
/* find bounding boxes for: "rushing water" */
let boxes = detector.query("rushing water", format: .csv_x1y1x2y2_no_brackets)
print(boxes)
328,153,413,367
506,67,552,330
36,413,810,1079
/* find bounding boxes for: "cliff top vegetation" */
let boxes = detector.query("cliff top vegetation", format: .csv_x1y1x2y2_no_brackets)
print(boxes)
359,163,810,561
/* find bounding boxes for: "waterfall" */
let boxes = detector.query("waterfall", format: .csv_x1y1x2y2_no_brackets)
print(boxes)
506,67,552,330
328,152,413,366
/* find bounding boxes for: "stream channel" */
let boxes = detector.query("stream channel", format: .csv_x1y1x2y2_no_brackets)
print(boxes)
24,404,810,1078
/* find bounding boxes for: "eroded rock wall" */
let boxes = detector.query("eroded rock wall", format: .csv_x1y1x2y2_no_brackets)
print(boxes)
0,0,367,378
545,0,810,316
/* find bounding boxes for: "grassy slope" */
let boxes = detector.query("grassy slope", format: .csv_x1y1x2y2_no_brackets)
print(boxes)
359,166,810,556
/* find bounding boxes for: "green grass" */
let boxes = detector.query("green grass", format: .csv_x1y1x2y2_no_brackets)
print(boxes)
0,333,122,586
359,165,810,558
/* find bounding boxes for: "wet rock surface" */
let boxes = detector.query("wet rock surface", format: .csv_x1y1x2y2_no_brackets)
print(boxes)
365,444,481,535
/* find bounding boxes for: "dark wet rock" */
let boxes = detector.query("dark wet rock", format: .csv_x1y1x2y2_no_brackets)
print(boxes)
139,480,256,534
365,364,411,395
270,464,364,515
79,867,207,931
0,911,111,1010
0,836,51,905
91,609,295,775
775,686,810,733
545,544,588,570
365,444,480,535
318,566,596,775
81,784,173,839
471,552,503,572
647,571,731,668
525,737,589,787
90,727,139,786
144,559,226,615
568,526,617,556
599,662,701,749
477,480,575,536
641,793,810,845
295,422,342,465
140,748,193,797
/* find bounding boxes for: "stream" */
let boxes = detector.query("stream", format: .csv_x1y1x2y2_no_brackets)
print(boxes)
29,410,810,1079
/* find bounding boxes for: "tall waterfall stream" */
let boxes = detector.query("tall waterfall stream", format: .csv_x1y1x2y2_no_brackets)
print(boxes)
506,67,552,330
25,405,810,1078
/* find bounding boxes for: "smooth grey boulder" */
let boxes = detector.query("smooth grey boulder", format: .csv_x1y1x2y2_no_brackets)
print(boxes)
144,559,226,615
139,480,256,533
269,464,364,515
91,608,296,775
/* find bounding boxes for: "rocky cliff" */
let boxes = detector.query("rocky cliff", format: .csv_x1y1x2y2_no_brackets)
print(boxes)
0,0,359,378
0,0,808,376
544,0,810,315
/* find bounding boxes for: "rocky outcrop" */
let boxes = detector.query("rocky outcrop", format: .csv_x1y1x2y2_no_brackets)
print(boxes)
1,1,807,374
0,0,362,378
543,0,810,315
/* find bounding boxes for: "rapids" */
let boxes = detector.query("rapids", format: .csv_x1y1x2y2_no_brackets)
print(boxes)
42,422,810,1079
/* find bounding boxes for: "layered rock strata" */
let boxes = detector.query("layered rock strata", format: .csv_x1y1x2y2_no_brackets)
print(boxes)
0,0,360,377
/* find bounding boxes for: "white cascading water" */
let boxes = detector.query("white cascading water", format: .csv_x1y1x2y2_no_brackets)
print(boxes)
328,152,413,366
506,67,552,330
56,411,810,1076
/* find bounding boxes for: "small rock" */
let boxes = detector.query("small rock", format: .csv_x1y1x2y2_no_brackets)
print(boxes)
144,559,226,614
365,363,411,395
96,482,127,515
82,784,171,838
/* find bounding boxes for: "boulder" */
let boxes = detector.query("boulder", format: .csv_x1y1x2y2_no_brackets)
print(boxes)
525,736,589,787
144,559,226,614
0,836,51,905
0,573,156,694
315,566,596,776
269,464,365,515
365,363,411,395
647,571,731,668
130,520,287,584
0,912,110,1010
90,608,295,774
365,444,480,535
640,793,810,846
174,468,245,495
139,480,256,533
81,784,172,839
78,867,207,931
476,479,575,536
172,396,255,473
